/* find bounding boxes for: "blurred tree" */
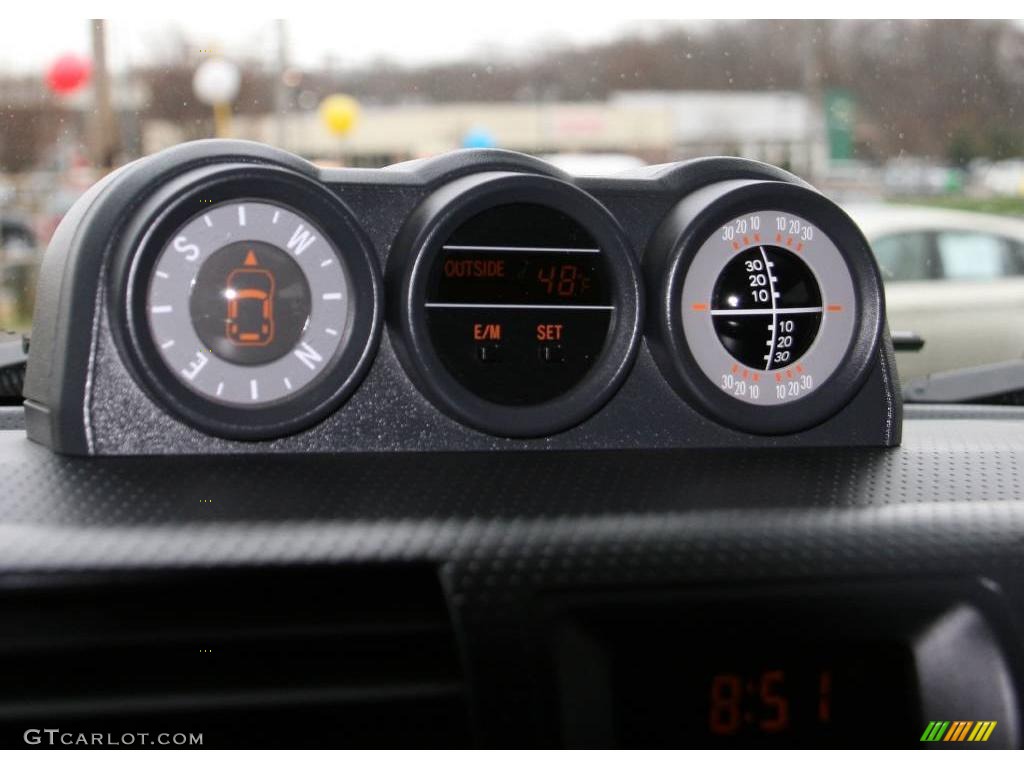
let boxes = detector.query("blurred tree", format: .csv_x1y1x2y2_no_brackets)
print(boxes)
985,127,1024,160
1,19,1024,171
948,129,980,168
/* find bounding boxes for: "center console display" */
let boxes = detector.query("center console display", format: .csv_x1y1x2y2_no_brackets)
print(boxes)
550,585,1015,749
608,637,918,747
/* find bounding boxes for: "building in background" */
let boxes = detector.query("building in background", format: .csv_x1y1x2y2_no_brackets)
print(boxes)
610,91,820,174
141,91,824,176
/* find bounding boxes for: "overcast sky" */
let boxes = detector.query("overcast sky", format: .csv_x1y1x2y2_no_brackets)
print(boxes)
0,19,677,74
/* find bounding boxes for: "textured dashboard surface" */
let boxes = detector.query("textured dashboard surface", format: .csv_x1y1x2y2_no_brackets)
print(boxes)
2,414,1023,746
0,417,1021,574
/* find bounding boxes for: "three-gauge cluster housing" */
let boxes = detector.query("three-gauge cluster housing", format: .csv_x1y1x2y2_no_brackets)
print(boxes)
23,141,896,455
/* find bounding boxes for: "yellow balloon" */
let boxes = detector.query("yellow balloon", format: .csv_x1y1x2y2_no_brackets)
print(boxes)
319,94,360,136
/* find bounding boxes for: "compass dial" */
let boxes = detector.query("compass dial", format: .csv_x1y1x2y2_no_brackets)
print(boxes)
145,200,352,407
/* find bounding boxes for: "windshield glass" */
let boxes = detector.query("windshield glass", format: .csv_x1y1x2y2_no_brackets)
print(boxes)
2,19,1023,403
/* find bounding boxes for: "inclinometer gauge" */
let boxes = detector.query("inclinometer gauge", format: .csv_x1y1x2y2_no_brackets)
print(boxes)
390,172,642,438
117,165,381,440
684,209,856,406
645,179,883,435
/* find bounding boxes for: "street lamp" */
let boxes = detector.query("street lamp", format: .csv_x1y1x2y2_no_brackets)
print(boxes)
193,58,241,138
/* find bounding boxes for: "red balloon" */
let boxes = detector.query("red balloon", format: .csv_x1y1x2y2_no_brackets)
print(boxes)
46,54,92,95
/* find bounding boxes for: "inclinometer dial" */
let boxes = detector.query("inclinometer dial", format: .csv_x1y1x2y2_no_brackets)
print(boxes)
646,179,883,435
681,209,857,408
710,245,822,371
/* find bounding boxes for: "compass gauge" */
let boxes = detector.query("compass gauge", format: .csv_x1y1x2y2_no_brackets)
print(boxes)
119,165,381,440
145,201,349,407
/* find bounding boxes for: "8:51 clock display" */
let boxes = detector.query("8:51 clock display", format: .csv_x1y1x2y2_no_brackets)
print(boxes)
613,642,919,747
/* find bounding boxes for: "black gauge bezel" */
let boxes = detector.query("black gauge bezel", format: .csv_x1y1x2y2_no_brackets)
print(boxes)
112,164,382,440
390,172,643,438
646,180,884,435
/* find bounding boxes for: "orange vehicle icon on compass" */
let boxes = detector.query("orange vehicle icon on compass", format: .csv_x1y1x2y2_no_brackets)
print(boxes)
225,249,276,346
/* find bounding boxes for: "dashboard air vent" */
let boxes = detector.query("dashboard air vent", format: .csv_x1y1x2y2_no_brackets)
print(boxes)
0,566,470,747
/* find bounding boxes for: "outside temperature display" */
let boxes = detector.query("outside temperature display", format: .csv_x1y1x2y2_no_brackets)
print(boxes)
394,172,642,438
425,203,614,406
439,249,596,302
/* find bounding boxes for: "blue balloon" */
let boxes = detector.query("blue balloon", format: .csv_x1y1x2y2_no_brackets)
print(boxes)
461,127,496,149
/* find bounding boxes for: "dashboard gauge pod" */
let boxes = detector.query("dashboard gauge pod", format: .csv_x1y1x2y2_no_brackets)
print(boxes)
645,179,884,435
389,172,643,438
111,163,382,440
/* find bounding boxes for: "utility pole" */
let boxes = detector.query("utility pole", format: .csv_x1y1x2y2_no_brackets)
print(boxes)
800,20,828,183
90,19,119,169
273,19,289,149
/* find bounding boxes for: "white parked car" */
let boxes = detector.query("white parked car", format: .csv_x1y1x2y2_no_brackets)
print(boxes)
847,204,1024,384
